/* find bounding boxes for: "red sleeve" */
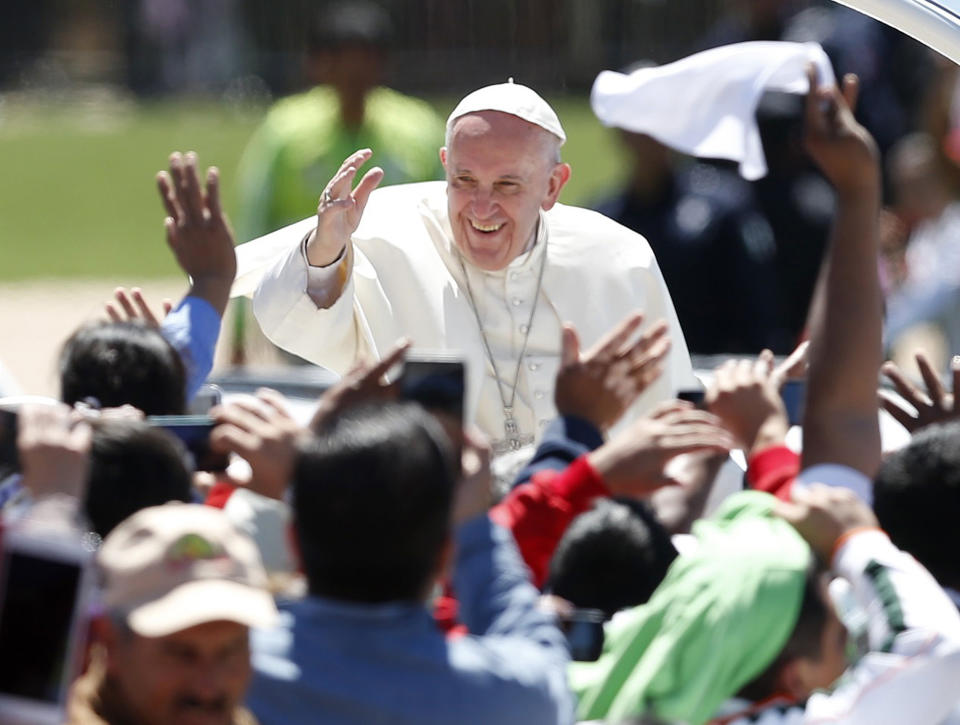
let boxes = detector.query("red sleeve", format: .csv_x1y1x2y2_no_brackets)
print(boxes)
747,444,800,501
433,590,468,638
434,455,609,636
204,481,237,509
489,454,610,588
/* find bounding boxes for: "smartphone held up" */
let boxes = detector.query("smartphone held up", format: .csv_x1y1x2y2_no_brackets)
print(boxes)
0,525,95,724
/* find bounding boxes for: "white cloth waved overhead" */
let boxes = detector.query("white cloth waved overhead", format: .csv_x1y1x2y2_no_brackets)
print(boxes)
590,41,835,180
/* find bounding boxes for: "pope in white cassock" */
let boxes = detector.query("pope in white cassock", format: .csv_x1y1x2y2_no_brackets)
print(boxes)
233,82,697,453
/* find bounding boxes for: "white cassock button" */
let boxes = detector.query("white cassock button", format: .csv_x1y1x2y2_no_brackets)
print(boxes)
528,361,539,371
510,272,520,281
538,419,548,428
512,298,523,307
519,324,529,334
534,390,544,400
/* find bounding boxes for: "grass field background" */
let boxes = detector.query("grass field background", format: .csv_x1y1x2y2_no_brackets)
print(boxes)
0,94,630,281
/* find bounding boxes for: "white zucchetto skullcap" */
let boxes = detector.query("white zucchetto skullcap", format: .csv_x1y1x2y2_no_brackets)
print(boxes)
446,79,566,144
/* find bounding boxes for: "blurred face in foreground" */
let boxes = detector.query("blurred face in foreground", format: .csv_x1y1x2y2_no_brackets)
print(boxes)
799,586,849,693
105,619,251,725
782,576,850,699
441,111,571,271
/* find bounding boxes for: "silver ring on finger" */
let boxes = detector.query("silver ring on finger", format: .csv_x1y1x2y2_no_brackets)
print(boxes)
322,189,335,205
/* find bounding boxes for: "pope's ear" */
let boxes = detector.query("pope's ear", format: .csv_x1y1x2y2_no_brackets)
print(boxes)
439,147,448,169
541,162,572,211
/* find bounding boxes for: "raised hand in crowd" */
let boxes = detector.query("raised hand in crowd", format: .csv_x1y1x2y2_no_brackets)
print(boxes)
211,389,304,501
880,352,960,433
306,148,385,269
93,404,147,421
770,340,809,388
554,311,670,432
309,338,410,431
802,67,878,195
774,483,879,562
104,286,172,327
707,353,789,455
157,151,238,316
17,403,92,501
799,66,882,477
586,400,733,498
451,426,494,526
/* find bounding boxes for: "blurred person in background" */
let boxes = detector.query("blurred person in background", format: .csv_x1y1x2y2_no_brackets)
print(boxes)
883,133,960,362
699,1,930,157
594,128,778,354
696,0,796,50
753,90,834,351
230,0,444,365
234,0,444,240
122,0,247,96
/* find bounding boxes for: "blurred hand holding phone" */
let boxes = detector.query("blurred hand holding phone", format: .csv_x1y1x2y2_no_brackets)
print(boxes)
398,354,466,461
147,415,230,472
308,343,467,467
0,403,97,723
558,608,606,662
0,522,95,724
399,356,465,421
681,378,806,427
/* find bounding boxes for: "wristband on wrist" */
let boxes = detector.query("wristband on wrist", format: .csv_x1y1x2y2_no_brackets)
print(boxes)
829,525,884,565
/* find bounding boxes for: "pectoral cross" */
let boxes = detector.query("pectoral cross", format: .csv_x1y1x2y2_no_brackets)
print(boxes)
494,407,535,455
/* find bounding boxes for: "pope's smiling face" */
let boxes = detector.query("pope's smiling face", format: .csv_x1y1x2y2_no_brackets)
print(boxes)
441,111,571,271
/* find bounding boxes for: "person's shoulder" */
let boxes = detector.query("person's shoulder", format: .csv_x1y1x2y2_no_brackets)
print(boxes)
367,87,446,147
549,201,647,239
547,201,656,264
353,181,446,242
260,86,339,133
364,180,445,212
368,87,443,121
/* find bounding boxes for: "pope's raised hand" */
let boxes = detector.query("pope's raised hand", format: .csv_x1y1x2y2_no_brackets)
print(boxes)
306,149,385,267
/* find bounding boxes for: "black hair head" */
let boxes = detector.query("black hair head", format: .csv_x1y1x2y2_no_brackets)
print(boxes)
59,320,186,416
293,402,457,603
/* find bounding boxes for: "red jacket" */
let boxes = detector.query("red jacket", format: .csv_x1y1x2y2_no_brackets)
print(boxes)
435,455,611,633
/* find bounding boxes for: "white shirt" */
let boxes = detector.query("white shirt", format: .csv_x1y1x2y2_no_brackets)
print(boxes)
720,523,960,725
245,181,697,450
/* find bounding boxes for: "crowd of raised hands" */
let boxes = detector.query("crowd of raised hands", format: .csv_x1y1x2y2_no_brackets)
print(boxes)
3,69,960,725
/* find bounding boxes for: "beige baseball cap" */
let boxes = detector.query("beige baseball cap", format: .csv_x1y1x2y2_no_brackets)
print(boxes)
98,503,278,637
446,79,566,144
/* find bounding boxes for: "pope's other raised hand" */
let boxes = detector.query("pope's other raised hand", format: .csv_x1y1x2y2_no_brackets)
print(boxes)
306,148,385,268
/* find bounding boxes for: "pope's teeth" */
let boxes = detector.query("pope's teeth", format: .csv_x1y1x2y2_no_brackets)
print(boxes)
471,221,503,232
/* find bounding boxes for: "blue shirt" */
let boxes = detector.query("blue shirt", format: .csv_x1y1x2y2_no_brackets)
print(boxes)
248,517,575,725
160,296,221,401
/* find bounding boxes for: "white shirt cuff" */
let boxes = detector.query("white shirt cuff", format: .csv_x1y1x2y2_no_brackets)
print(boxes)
302,238,346,307
794,463,874,506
